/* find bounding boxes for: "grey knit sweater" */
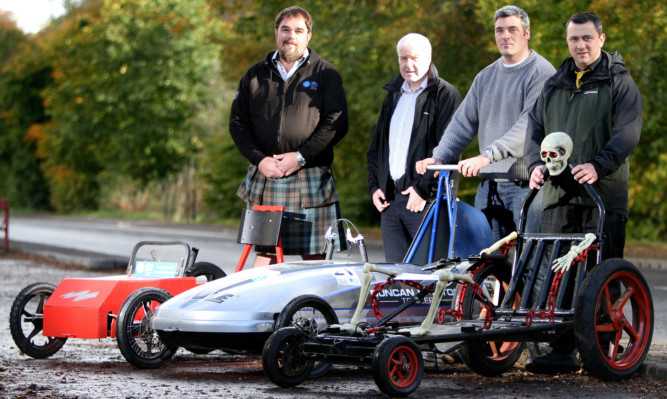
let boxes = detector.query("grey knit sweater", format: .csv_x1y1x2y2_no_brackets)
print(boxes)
432,50,555,181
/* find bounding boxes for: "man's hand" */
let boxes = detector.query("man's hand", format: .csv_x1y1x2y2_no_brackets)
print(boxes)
529,166,545,189
401,186,426,213
273,152,301,176
372,189,390,212
416,157,443,176
258,157,286,179
457,154,490,177
572,163,598,185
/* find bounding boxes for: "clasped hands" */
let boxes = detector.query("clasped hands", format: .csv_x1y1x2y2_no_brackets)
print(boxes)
258,152,301,178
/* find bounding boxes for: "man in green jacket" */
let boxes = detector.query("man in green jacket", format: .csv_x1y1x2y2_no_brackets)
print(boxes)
524,12,642,373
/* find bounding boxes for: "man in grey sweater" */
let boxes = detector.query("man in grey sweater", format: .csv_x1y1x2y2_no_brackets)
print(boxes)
416,5,555,242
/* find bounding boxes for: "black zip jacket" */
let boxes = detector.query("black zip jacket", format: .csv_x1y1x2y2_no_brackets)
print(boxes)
367,64,461,200
229,49,348,167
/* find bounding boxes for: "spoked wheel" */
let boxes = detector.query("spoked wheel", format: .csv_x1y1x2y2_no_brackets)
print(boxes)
185,261,226,281
275,295,338,379
9,282,67,358
372,336,424,397
459,261,524,376
262,327,314,387
574,259,653,380
116,287,177,368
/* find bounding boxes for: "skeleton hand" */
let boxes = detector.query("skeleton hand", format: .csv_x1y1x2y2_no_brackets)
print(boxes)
552,233,597,273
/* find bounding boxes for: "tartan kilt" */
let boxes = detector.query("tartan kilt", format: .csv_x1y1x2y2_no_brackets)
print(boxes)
237,165,346,255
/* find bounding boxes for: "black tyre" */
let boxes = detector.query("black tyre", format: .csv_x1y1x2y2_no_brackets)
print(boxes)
459,262,524,376
262,327,314,387
116,287,177,368
574,259,653,381
9,282,67,358
185,261,226,281
275,295,339,379
372,336,424,397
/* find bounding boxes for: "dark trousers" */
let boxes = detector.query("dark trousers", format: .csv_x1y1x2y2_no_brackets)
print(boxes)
541,204,627,353
380,190,426,263
542,204,627,259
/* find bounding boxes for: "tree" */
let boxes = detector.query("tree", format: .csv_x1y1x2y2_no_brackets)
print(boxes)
38,0,222,211
0,15,52,209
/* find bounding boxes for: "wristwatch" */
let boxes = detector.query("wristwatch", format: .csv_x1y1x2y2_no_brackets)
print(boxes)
296,151,306,167
483,148,494,162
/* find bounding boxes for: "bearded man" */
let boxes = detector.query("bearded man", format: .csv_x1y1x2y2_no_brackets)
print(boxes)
229,6,348,266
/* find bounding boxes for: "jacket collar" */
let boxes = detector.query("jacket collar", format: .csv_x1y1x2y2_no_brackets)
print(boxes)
549,51,627,89
383,63,440,93
263,47,319,73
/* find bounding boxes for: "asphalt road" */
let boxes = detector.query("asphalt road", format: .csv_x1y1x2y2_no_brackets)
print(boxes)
8,215,384,273
7,214,667,339
0,255,665,399
1,215,666,398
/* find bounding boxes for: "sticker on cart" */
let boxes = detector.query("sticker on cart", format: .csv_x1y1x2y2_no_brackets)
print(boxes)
333,269,361,286
134,261,179,277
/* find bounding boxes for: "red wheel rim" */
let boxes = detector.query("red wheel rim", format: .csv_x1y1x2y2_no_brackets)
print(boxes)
486,341,520,360
594,271,652,370
387,345,419,388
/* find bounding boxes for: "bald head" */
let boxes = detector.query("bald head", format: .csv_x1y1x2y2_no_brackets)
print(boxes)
396,33,432,90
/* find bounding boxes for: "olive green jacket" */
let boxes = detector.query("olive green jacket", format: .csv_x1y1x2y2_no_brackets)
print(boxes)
525,51,643,216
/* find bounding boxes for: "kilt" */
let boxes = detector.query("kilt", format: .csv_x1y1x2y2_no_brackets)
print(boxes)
237,165,346,255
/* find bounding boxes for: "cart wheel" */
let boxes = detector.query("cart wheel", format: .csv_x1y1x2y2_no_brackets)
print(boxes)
459,261,524,376
262,327,314,387
372,336,424,397
9,282,67,358
276,295,338,379
185,261,226,281
574,258,653,380
116,287,177,368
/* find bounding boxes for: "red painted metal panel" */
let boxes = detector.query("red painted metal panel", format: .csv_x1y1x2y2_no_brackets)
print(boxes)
44,276,199,338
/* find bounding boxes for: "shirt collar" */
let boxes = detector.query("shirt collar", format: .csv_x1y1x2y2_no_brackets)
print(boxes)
272,48,310,64
400,77,427,94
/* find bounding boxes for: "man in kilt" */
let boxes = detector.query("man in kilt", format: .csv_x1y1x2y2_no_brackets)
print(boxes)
229,6,348,266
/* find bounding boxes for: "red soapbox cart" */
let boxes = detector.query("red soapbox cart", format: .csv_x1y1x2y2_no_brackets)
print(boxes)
9,240,225,368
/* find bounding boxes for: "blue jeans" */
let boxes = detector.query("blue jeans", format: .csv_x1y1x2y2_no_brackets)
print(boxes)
474,180,542,243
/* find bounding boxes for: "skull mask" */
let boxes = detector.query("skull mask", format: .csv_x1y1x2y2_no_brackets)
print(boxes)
540,132,573,176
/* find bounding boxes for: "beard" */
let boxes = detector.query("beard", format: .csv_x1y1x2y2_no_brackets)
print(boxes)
278,42,303,64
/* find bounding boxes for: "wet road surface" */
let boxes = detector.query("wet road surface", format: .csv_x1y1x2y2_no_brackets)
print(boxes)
1,253,665,399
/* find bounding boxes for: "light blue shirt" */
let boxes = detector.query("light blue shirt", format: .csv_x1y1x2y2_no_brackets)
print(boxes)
388,79,426,181
272,49,310,81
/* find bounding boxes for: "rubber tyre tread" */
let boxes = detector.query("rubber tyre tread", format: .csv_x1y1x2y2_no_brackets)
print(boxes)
116,287,177,368
276,295,338,379
262,327,314,387
186,261,226,281
459,261,524,376
9,282,67,358
574,258,653,381
372,336,424,397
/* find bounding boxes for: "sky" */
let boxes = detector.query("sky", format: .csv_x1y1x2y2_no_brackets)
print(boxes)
0,0,66,34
